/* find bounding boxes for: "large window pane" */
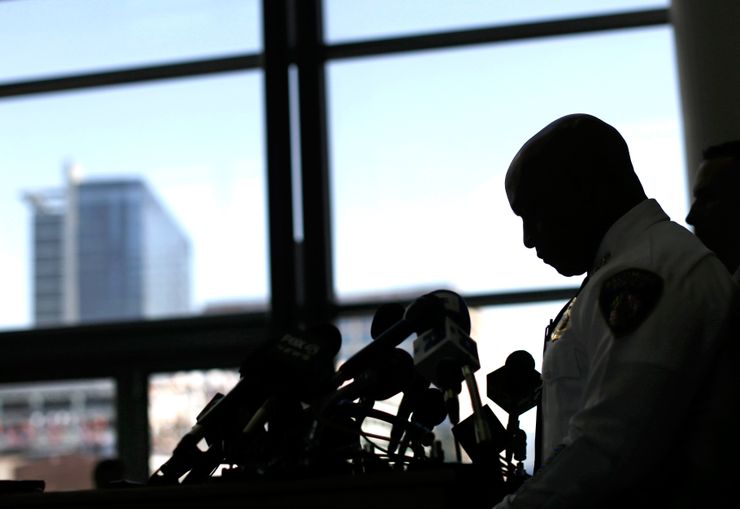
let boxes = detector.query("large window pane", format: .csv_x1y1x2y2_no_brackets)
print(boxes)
328,26,685,301
0,0,261,83
325,0,667,43
0,379,115,491
0,73,267,331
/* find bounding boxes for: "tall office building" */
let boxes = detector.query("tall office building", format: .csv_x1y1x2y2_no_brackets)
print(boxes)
25,168,191,326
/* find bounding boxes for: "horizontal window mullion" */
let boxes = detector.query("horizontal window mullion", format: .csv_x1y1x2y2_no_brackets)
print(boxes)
333,287,578,318
324,8,669,61
0,54,262,99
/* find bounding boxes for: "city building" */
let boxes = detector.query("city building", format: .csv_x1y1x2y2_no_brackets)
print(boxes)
25,167,191,326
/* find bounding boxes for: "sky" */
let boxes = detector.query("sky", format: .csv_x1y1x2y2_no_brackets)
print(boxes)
0,0,683,475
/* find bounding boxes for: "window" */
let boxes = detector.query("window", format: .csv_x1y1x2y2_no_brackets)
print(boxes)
0,72,266,330
328,26,684,302
0,0,261,82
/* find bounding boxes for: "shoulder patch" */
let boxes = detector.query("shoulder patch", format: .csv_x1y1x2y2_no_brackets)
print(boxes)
599,268,663,337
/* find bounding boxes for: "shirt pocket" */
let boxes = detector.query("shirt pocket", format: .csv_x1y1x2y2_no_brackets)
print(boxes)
542,333,585,383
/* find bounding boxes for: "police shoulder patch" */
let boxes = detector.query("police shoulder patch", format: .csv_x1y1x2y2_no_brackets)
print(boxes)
598,268,663,337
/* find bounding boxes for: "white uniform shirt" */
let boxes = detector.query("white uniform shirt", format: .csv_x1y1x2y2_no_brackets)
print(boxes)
495,199,735,508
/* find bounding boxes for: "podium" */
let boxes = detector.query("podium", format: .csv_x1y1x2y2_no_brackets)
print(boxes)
0,465,508,509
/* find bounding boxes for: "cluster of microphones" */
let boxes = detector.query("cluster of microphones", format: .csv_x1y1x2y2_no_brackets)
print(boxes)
148,290,541,493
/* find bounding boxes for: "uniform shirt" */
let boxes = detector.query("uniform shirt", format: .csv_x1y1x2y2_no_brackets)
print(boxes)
495,199,735,508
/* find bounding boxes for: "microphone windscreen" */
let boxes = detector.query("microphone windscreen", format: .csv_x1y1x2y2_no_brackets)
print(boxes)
371,303,406,339
305,322,343,357
487,350,541,416
367,348,415,401
238,325,344,402
412,387,448,428
505,350,535,373
427,289,471,334
334,318,415,385
405,289,471,335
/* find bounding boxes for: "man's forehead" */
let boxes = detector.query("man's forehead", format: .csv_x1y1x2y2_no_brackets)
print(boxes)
506,135,548,199
506,161,549,216
506,154,534,211
505,156,524,202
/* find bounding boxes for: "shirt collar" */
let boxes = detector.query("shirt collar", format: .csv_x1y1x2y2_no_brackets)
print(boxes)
591,198,669,274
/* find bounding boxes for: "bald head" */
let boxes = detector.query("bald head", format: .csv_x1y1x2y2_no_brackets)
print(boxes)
505,114,647,276
506,114,643,209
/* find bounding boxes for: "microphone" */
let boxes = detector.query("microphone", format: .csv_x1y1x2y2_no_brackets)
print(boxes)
370,302,406,340
236,322,342,404
413,315,480,390
411,294,495,463
311,348,415,466
405,289,471,335
149,324,342,485
487,350,541,476
486,350,541,417
412,310,479,426
335,290,471,386
334,321,414,386
388,372,430,455
240,323,343,434
324,348,415,409
412,387,448,429
369,302,432,455
436,361,463,425
452,404,507,468
397,387,448,458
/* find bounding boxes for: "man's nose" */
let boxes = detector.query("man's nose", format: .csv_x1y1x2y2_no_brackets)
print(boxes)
686,201,698,226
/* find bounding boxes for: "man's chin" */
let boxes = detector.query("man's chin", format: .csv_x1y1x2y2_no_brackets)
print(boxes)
546,259,586,277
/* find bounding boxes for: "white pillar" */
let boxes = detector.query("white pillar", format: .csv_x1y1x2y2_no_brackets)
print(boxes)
671,0,740,189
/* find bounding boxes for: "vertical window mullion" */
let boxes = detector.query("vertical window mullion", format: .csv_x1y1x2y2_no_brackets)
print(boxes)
294,0,335,325
264,0,298,332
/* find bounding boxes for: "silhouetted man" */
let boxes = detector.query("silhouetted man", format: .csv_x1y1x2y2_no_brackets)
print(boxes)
686,140,740,281
494,114,736,508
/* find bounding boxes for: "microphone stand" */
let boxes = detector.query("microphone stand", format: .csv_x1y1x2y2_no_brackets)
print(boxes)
504,413,529,489
462,365,492,446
